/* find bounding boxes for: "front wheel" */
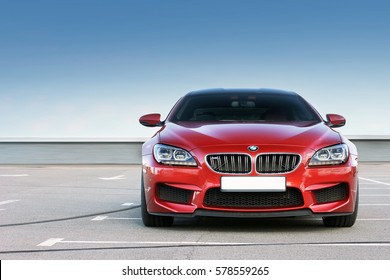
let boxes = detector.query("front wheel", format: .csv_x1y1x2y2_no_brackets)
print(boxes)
141,175,174,227
322,185,359,227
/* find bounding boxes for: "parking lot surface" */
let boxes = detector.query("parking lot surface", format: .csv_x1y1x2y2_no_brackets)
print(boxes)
0,164,389,259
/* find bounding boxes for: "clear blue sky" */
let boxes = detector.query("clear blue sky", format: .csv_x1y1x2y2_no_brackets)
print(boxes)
1,0,389,138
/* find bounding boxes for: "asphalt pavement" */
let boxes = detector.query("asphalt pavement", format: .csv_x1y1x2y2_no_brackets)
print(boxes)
0,163,389,260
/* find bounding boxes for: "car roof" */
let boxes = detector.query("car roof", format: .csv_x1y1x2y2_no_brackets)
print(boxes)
186,88,299,97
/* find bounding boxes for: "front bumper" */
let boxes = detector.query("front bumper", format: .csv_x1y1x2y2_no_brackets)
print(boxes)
142,145,358,218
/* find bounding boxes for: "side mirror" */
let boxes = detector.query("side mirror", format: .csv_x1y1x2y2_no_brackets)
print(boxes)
326,114,346,128
139,113,163,127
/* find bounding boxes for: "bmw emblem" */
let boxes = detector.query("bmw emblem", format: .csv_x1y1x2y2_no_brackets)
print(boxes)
248,145,259,152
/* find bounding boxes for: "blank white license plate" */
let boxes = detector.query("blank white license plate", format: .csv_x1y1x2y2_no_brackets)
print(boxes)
221,176,286,192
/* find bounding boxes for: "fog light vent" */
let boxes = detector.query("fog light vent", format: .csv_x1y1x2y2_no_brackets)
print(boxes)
313,183,349,204
157,184,193,204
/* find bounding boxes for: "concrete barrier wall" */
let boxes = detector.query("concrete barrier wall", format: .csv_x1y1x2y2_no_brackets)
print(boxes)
0,137,389,164
0,139,143,164
349,139,390,162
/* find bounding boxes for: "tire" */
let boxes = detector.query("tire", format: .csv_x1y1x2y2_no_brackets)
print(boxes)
322,184,359,227
141,175,174,227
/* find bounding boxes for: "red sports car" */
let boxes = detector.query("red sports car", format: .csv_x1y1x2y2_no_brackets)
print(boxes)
139,88,358,227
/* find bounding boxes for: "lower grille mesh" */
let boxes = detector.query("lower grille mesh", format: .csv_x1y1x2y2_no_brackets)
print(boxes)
204,187,304,208
313,183,349,204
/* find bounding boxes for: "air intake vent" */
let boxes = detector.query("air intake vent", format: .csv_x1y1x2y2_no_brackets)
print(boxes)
157,184,193,204
313,183,349,204
256,154,300,174
204,187,304,208
206,154,251,174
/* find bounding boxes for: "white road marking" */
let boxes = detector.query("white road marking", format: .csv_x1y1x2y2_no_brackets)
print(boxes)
37,238,64,247
357,219,390,221
304,243,390,247
102,217,141,220
360,194,390,196
91,216,108,221
359,177,390,186
0,200,20,206
0,209,5,211
91,215,140,221
360,204,390,206
36,240,263,247
360,188,390,190
0,174,29,177
99,175,126,180
121,202,134,206
37,239,390,247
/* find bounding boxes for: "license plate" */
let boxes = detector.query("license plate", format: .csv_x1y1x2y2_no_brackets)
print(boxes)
221,176,286,192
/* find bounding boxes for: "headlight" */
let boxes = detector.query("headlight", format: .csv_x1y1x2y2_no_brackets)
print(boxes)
153,144,197,166
309,144,349,166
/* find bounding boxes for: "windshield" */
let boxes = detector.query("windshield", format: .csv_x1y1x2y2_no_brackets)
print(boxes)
169,93,322,123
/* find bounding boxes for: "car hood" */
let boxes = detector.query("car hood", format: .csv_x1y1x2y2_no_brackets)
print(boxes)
158,121,342,151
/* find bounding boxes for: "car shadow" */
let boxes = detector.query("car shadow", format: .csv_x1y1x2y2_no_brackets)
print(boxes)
159,216,332,233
